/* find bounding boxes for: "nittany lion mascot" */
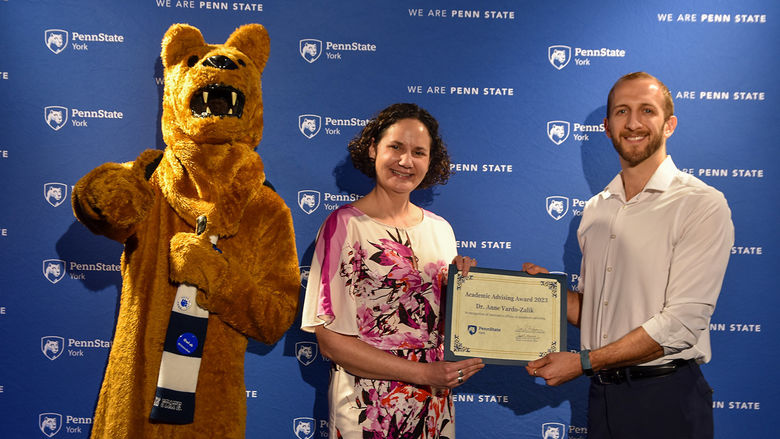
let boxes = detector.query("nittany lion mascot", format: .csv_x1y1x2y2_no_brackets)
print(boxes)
72,23,299,438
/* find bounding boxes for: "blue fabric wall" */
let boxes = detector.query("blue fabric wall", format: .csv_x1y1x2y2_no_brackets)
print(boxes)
0,1,776,437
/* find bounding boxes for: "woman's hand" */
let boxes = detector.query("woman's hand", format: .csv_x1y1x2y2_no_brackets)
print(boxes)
443,255,477,286
316,326,485,389
424,358,484,390
452,255,477,276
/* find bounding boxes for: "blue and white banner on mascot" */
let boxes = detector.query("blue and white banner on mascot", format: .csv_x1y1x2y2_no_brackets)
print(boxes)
0,0,777,437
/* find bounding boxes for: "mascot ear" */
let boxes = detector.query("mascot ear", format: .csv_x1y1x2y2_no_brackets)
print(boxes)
225,24,270,72
161,24,206,69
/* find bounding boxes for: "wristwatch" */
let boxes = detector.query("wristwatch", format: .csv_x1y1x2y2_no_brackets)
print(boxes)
580,349,594,376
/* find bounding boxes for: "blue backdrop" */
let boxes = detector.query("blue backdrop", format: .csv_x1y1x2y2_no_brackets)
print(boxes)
0,1,777,438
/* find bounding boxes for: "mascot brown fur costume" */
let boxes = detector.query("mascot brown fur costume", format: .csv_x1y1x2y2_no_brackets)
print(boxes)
71,23,299,438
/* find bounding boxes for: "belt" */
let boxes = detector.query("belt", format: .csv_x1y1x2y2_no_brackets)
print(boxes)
592,359,693,385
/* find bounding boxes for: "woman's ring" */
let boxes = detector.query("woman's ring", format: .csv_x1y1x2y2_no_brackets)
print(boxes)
457,376,463,384
533,369,538,376
458,369,463,378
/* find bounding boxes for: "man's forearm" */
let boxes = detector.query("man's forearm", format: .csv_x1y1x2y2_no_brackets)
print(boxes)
589,326,664,371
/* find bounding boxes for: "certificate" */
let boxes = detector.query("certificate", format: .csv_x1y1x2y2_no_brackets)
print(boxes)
443,266,567,365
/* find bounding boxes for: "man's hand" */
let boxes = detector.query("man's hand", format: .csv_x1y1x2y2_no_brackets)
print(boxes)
522,262,549,275
525,352,582,386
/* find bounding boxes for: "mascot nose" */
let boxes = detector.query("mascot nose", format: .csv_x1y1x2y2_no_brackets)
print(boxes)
203,55,238,70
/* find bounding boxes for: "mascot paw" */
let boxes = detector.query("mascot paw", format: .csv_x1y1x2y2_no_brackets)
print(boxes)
169,231,227,297
132,149,165,181
72,149,163,241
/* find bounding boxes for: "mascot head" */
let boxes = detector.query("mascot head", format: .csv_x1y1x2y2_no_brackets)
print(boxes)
160,23,269,147
155,24,272,236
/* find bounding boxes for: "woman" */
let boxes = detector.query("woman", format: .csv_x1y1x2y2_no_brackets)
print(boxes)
301,103,484,438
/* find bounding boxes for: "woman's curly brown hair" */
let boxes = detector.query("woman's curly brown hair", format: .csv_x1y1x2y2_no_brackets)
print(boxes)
348,103,451,189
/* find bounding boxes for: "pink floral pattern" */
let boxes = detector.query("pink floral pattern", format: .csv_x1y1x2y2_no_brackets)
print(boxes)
303,205,458,438
339,229,454,438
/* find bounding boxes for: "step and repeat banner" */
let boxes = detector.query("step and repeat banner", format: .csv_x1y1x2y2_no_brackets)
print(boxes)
1,0,777,438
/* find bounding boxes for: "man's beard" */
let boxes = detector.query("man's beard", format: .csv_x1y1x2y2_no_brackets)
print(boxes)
610,128,664,167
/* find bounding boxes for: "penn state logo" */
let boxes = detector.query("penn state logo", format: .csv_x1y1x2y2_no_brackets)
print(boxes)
541,422,566,439
298,190,321,215
45,29,68,54
298,114,322,139
467,325,477,335
299,265,311,288
546,121,570,146
44,106,68,131
43,259,67,284
293,417,316,439
176,296,193,312
546,196,569,221
299,39,322,63
41,336,65,361
548,45,571,70
296,341,319,366
39,413,63,438
44,183,69,207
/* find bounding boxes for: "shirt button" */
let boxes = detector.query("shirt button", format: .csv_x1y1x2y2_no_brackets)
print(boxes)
603,301,608,306
603,334,608,339
610,234,616,239
606,267,613,272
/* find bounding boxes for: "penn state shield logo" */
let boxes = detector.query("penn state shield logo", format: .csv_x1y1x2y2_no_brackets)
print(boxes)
41,336,65,361
293,417,316,439
299,39,322,63
546,196,569,221
546,121,570,146
467,325,477,335
299,265,311,288
298,114,322,139
548,45,571,70
298,190,321,215
542,422,566,439
44,29,68,54
42,259,67,284
176,296,193,312
44,106,68,131
44,183,69,207
296,341,319,366
39,413,63,437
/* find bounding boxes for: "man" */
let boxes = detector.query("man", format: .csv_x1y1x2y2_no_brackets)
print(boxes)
525,72,733,439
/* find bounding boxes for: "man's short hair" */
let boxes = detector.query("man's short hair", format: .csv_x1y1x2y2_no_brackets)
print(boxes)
606,72,674,121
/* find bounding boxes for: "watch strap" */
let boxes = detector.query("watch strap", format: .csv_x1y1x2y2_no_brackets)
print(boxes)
580,349,594,376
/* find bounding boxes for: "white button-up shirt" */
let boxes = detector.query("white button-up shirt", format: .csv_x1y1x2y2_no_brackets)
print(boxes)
577,156,733,365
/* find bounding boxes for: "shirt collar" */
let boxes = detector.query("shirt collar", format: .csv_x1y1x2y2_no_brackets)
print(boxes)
601,155,678,201
644,155,678,192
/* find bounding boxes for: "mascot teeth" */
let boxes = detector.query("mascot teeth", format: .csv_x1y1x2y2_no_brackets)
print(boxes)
190,84,245,118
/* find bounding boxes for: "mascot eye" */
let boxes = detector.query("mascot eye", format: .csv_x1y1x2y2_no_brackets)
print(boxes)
187,55,199,67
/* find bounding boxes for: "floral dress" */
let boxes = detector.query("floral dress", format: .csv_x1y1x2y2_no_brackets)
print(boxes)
302,204,458,439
